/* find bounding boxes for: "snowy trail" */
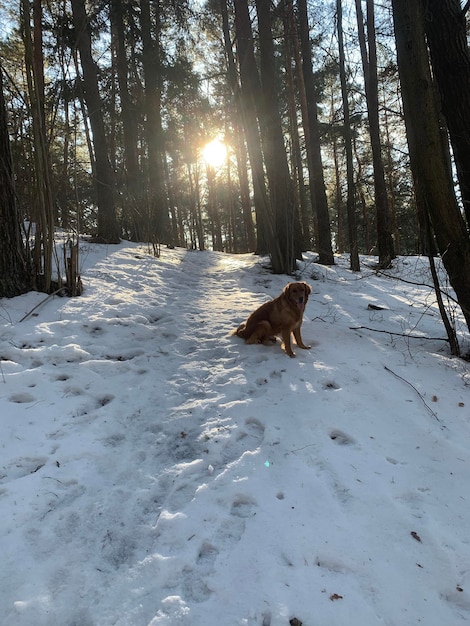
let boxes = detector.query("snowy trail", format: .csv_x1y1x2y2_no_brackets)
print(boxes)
1,242,470,625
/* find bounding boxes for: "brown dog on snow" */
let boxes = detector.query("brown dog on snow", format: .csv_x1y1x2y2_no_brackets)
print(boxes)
234,282,311,357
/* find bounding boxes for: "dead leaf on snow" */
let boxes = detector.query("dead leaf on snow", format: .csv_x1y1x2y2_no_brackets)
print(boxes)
330,593,343,601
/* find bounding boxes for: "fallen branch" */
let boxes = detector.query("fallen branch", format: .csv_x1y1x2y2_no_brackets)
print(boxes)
349,326,447,341
384,365,442,424
19,288,66,322
374,268,460,308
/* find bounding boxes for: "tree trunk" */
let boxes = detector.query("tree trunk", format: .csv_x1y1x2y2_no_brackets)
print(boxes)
0,65,31,297
282,0,310,251
255,0,299,274
220,0,256,253
111,0,141,240
22,0,55,291
392,0,470,333
71,0,120,244
297,0,334,265
140,0,170,244
233,0,271,254
355,0,394,269
423,0,470,227
337,0,360,271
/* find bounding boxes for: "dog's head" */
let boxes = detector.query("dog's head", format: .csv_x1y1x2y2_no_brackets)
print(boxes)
284,282,311,311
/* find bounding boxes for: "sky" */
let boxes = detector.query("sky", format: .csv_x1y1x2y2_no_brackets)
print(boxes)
1,240,470,626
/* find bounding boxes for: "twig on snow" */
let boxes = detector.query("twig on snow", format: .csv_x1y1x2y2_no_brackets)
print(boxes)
18,288,65,322
384,365,442,424
349,326,447,342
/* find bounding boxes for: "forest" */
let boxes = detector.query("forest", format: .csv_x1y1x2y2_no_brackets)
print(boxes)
1,0,470,346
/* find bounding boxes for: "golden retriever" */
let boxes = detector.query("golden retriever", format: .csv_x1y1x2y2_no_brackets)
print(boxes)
234,282,311,357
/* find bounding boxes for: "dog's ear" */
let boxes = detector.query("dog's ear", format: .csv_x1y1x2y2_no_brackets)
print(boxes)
283,282,293,296
304,282,312,295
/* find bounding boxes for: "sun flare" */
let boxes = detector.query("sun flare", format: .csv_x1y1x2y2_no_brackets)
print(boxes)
202,139,227,168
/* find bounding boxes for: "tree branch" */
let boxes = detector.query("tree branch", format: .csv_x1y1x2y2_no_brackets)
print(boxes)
349,325,447,341
374,268,460,307
19,288,65,322
384,365,442,424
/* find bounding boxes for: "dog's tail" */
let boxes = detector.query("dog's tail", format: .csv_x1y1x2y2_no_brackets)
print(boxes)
232,323,247,339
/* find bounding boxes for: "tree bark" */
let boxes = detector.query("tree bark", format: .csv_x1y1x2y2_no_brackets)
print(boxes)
233,0,271,255
22,0,55,291
0,65,31,297
220,0,256,252
337,0,360,271
392,0,470,333
355,0,394,268
111,0,141,239
255,0,299,274
297,0,334,265
71,0,120,244
282,0,311,251
140,0,170,244
423,0,470,227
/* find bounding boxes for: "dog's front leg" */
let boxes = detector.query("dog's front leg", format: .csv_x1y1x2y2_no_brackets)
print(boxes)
293,327,311,350
282,330,295,357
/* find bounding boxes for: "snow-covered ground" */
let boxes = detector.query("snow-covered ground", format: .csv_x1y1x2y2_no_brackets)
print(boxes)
1,241,470,626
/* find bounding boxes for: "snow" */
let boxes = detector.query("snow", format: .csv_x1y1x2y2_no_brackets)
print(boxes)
1,240,470,626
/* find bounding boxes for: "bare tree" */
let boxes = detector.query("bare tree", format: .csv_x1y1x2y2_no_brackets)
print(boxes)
71,0,120,244
219,0,256,252
111,0,141,239
255,0,300,274
296,0,334,265
0,65,31,298
355,0,394,268
233,0,271,254
21,0,55,291
337,0,360,271
392,0,470,334
139,0,171,245
423,0,470,227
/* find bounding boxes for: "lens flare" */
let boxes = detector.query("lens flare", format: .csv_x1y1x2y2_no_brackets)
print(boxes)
202,139,227,168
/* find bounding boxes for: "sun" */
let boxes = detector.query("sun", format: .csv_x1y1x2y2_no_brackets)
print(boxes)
202,139,227,168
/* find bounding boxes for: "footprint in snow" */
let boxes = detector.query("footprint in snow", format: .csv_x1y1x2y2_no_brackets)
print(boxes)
231,493,258,518
215,515,246,546
0,456,48,482
243,416,265,438
181,565,213,603
329,429,356,446
322,379,341,390
8,392,36,404
196,541,219,566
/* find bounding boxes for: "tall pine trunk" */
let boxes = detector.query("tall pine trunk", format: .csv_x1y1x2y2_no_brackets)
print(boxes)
297,0,334,265
355,0,394,269
21,0,55,291
220,0,256,252
392,0,470,334
337,0,360,271
233,0,271,254
111,0,141,240
423,0,470,228
140,0,170,245
282,0,310,251
0,66,31,297
255,0,299,274
71,0,120,244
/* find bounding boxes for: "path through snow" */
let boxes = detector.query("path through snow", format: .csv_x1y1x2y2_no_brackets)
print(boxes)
1,242,470,625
